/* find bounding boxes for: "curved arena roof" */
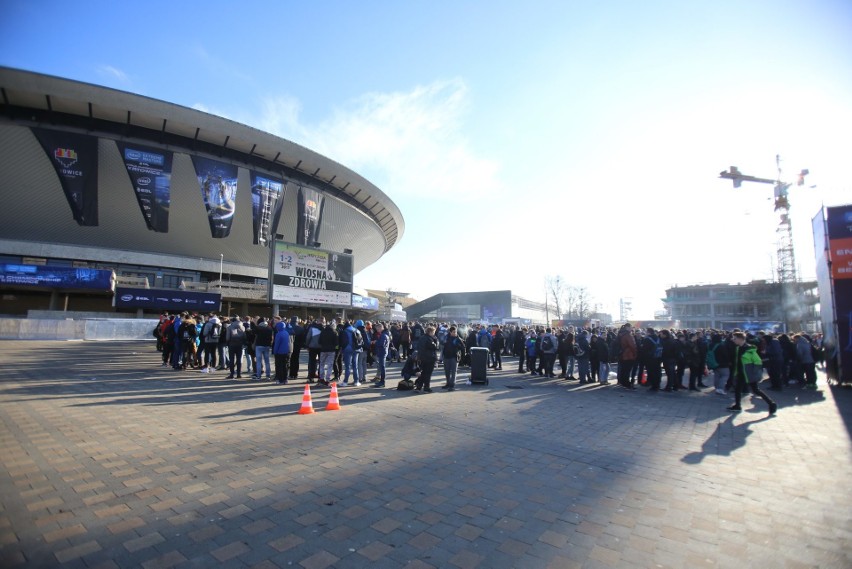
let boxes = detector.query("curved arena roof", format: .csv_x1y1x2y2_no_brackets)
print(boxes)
0,67,404,280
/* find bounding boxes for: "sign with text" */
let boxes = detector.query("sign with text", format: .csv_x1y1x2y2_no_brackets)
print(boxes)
113,287,221,311
269,241,353,307
117,142,172,232
32,128,99,226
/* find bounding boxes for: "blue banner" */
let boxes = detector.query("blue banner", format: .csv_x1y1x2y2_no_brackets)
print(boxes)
352,294,379,310
114,287,221,312
0,265,114,290
117,142,172,233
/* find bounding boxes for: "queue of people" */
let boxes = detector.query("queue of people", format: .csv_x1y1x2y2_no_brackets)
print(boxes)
155,313,824,412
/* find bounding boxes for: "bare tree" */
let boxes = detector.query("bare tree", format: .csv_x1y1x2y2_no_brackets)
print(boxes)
576,286,592,319
545,275,565,320
565,285,578,318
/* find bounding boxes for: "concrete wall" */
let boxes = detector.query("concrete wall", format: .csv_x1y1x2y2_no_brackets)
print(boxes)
0,318,159,341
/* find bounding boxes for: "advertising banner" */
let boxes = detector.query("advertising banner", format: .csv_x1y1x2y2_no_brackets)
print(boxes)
0,264,114,290
32,128,99,226
296,186,324,246
827,205,852,382
113,287,221,312
352,294,379,310
116,142,172,232
191,156,238,238
250,171,284,246
270,241,353,307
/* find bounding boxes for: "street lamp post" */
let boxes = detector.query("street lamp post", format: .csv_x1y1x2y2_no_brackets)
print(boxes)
219,254,223,288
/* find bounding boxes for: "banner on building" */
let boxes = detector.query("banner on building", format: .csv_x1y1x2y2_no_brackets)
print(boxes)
191,156,238,238
250,171,284,246
269,241,353,307
32,128,99,226
113,286,221,312
116,142,172,233
117,142,172,232
826,205,852,383
0,264,114,290
296,186,324,246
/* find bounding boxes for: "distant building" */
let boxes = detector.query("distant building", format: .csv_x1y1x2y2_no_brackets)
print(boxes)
406,290,551,325
663,280,819,332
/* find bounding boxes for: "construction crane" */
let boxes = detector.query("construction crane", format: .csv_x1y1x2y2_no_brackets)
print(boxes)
719,156,810,331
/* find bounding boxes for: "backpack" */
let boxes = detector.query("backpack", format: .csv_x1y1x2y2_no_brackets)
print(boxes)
705,344,720,370
648,337,662,359
152,324,161,338
573,343,586,357
400,328,411,343
397,378,415,391
541,335,554,352
208,323,220,342
229,325,245,343
353,329,365,349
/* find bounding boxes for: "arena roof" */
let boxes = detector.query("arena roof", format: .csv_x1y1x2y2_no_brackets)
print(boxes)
0,67,404,252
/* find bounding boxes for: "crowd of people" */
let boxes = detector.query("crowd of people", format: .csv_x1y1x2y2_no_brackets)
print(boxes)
154,313,825,412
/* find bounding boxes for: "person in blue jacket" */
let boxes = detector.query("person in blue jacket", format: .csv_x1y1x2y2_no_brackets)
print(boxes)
272,318,291,384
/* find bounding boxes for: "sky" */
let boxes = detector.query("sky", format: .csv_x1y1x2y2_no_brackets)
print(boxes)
2,0,851,319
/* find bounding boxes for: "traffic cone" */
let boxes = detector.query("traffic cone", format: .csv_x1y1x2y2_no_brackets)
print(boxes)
326,382,341,411
640,371,647,385
298,385,315,415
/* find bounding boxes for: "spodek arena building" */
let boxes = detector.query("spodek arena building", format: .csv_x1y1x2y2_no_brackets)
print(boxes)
0,67,404,319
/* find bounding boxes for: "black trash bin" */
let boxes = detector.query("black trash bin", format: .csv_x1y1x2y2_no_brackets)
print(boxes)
470,347,489,385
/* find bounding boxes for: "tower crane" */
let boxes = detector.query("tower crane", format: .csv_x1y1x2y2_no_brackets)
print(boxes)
719,155,810,331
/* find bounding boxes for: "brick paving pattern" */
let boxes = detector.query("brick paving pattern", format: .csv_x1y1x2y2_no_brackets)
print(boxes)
0,340,850,568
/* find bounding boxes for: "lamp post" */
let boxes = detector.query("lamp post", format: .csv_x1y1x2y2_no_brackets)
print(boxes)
219,253,223,288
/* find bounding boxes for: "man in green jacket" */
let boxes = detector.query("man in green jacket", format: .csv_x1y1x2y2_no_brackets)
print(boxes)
728,331,777,415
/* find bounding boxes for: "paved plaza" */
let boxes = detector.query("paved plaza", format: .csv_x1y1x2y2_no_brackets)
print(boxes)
1,340,850,568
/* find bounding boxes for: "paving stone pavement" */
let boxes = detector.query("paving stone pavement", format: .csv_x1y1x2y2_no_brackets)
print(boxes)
1,340,850,568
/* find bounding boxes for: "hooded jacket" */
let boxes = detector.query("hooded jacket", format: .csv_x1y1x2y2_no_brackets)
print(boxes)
272,321,291,354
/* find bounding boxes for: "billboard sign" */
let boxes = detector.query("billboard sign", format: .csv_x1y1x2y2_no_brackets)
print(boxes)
269,241,353,307
113,287,221,311
0,264,114,290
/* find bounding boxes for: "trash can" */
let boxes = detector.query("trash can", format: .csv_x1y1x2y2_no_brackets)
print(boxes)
470,347,489,385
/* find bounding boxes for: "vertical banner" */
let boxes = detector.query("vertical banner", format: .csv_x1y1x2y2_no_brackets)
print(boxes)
296,186,324,246
250,171,284,246
32,128,99,226
827,205,852,383
116,142,172,233
191,156,238,238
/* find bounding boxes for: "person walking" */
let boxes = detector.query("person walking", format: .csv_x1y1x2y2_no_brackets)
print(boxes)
728,331,777,415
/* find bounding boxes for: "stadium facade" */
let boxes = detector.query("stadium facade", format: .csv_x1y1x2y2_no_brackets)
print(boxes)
0,68,403,317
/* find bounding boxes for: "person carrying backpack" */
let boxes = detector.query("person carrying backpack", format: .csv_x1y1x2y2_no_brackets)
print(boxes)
226,316,246,379
201,313,221,373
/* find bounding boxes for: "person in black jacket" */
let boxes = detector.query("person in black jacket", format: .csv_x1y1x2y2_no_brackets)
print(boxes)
414,326,439,393
490,325,505,370
660,329,680,391
441,326,467,391
288,317,305,380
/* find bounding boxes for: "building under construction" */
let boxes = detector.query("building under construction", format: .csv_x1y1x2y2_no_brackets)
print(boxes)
663,280,819,333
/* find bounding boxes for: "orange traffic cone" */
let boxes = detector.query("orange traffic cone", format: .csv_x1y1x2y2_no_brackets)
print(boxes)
298,384,315,415
326,382,341,411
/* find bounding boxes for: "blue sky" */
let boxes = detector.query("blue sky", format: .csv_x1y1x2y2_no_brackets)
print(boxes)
2,0,851,318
